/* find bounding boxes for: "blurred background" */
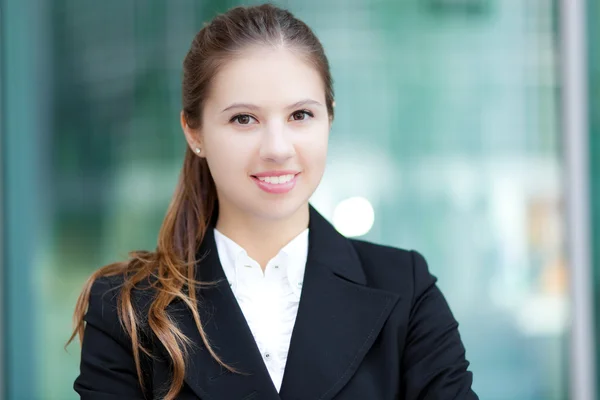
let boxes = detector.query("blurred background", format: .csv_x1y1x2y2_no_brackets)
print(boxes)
1,0,599,399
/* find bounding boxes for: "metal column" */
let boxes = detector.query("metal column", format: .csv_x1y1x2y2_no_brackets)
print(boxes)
560,0,597,399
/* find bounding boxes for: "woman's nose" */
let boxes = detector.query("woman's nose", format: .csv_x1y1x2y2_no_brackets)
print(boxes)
259,123,295,163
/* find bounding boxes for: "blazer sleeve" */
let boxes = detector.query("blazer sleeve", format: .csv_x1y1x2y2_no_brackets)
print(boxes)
74,277,148,400
401,251,478,399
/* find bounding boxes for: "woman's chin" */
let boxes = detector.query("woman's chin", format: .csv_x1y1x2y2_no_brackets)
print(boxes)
244,196,310,222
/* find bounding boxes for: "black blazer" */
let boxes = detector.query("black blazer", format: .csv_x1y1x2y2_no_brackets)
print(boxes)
75,206,478,399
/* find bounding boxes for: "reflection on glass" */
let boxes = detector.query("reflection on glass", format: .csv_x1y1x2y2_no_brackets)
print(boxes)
3,0,567,399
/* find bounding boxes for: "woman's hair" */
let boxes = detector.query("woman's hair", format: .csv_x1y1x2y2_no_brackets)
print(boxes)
67,4,334,400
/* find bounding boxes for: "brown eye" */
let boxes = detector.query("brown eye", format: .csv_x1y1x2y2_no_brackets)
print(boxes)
230,114,258,125
290,110,313,121
236,115,251,124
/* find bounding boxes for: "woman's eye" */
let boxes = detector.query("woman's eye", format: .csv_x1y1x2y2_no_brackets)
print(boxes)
290,110,313,121
231,114,256,125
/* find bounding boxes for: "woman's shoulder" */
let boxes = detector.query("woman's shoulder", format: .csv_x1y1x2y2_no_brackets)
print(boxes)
349,238,428,270
85,272,157,328
82,275,128,345
348,238,436,293
87,274,123,313
88,272,154,301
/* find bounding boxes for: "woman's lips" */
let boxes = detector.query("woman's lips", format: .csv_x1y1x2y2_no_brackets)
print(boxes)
251,172,300,194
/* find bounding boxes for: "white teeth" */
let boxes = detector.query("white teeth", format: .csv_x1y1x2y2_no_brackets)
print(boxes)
257,174,295,184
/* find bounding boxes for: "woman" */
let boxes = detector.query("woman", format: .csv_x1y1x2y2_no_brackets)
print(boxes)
68,4,478,400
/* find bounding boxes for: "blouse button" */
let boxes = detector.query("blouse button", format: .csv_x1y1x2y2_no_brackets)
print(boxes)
265,353,271,359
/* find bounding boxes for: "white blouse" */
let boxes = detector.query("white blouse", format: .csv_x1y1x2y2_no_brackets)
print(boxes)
213,228,309,392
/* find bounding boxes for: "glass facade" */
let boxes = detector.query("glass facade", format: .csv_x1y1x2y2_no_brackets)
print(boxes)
1,0,577,399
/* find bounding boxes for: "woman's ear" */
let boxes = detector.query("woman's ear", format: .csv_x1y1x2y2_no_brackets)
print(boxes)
180,111,204,157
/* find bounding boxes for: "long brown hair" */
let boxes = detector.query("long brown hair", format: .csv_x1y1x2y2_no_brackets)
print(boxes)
67,3,334,400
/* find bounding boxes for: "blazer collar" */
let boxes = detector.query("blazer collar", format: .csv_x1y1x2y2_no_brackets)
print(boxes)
172,205,400,400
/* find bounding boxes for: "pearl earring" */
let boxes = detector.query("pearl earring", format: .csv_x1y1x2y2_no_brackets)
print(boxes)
194,147,201,154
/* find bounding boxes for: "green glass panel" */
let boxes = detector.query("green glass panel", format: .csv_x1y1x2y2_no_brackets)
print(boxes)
2,0,568,399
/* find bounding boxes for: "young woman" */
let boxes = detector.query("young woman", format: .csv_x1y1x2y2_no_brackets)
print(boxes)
69,4,478,400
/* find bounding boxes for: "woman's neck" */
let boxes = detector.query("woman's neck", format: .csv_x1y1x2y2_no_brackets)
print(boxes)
214,204,310,269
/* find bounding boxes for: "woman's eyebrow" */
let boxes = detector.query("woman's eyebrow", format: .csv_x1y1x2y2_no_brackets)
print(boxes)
285,99,324,109
221,103,260,113
220,98,324,113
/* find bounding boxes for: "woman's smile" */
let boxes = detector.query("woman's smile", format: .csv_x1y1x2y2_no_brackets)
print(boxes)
251,171,301,194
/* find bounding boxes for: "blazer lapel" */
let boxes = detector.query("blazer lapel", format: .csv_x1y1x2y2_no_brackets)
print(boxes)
171,227,280,400
278,206,401,400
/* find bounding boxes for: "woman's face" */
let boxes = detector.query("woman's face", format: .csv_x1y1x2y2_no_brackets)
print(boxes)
183,47,330,223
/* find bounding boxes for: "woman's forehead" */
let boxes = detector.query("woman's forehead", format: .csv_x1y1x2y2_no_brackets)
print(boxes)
206,48,326,110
